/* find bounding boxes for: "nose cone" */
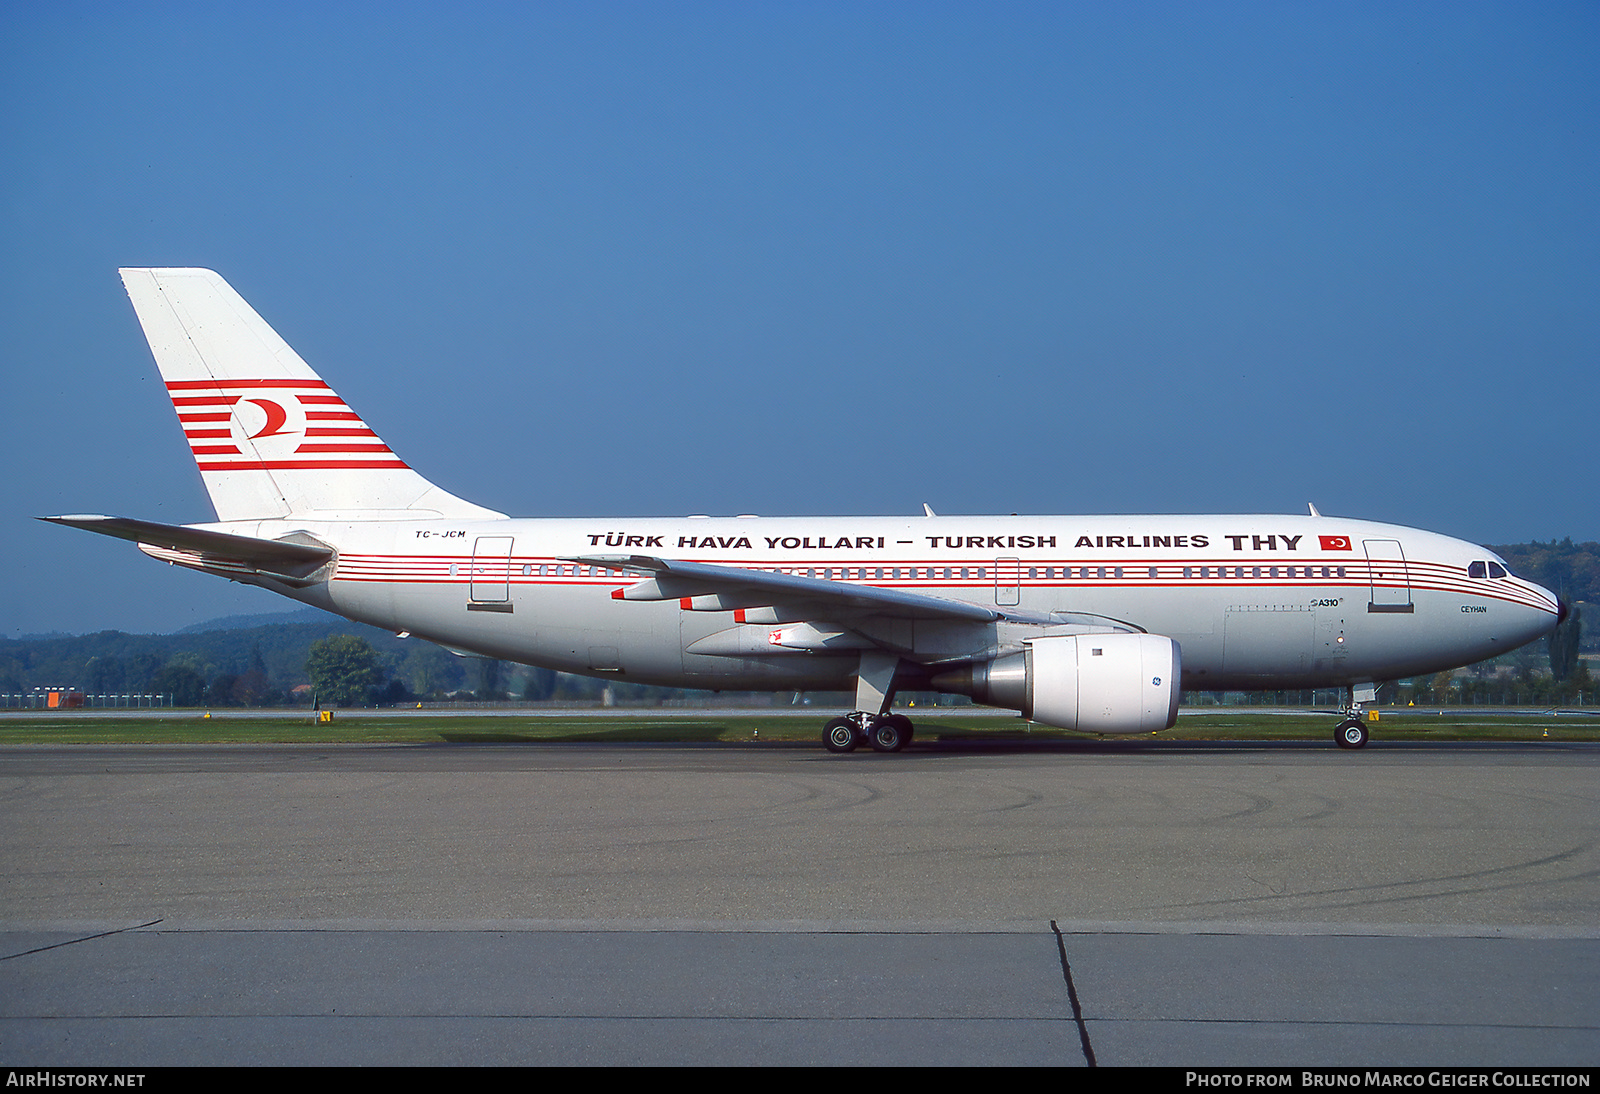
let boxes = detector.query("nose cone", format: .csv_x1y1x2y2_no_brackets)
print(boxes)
1518,581,1565,645
1474,564,1563,657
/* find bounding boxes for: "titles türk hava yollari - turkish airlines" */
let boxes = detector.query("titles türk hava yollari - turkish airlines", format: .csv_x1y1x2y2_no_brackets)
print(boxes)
44,269,1565,752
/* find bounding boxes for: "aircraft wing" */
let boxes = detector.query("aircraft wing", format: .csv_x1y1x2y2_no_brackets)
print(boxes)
565,554,1015,624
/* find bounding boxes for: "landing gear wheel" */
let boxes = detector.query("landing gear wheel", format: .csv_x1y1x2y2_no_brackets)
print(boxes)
824,717,859,753
882,713,914,747
1336,718,1369,750
867,716,907,753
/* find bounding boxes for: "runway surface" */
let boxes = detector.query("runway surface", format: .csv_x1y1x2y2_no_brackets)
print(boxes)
3,740,1597,1065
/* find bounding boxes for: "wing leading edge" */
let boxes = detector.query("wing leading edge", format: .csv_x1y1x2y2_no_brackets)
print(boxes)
566,553,1004,623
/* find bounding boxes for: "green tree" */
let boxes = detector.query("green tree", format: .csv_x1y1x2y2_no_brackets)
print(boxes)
152,661,207,706
521,666,558,702
305,636,386,707
84,655,126,694
231,644,274,706
475,658,507,700
1550,605,1583,683
400,642,465,698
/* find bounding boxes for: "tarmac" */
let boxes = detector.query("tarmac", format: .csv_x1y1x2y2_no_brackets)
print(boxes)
2,739,1597,1065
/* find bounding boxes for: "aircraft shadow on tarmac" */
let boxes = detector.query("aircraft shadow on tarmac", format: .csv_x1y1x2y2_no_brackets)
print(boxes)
424,734,1581,756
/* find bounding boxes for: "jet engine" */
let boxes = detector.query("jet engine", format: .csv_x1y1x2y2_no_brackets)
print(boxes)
931,633,1181,734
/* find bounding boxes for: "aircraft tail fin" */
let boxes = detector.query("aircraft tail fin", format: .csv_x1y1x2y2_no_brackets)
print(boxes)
119,268,504,523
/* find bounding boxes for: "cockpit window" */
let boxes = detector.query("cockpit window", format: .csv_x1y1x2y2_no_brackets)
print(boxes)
1468,561,1488,578
1487,561,1508,579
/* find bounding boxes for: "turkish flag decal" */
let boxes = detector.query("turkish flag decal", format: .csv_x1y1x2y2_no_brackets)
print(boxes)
1319,535,1353,551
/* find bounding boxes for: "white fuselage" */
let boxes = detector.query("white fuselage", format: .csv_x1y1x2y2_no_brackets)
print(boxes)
206,512,1560,695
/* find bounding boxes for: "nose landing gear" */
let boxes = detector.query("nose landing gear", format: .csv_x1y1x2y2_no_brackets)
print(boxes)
1334,683,1376,749
1335,717,1369,749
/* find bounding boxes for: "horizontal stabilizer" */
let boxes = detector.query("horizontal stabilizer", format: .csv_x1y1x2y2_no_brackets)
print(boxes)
40,515,333,586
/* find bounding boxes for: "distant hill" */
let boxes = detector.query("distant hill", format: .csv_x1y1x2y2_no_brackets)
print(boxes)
174,607,343,634
0,617,406,698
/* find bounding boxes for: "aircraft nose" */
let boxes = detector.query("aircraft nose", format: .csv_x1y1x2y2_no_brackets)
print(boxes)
1508,580,1564,647
1526,582,1565,639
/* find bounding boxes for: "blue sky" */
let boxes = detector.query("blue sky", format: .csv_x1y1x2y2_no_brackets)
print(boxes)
3,1,1596,635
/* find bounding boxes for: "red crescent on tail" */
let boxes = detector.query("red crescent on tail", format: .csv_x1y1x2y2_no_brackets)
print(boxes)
245,398,291,439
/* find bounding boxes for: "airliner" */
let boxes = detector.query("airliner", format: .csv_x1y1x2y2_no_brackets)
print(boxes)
43,269,1565,752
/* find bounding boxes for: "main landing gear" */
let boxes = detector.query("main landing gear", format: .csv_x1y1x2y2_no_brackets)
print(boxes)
823,712,915,754
826,650,914,754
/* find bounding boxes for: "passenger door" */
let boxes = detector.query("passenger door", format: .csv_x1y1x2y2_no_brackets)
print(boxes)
1363,539,1412,613
468,536,514,612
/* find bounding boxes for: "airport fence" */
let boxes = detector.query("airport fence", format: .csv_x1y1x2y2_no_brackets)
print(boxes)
0,693,172,710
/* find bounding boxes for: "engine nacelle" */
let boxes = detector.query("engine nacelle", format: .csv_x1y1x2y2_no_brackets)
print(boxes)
933,633,1181,734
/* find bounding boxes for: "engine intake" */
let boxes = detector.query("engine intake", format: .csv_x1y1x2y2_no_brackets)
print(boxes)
932,633,1181,734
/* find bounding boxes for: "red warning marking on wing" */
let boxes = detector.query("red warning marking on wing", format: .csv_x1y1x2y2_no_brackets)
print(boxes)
165,379,409,471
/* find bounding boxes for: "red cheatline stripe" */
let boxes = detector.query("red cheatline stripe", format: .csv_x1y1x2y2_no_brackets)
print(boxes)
297,395,347,404
178,412,232,422
195,459,410,470
305,426,378,437
294,443,395,453
171,395,241,406
165,379,331,390
190,444,242,455
306,411,362,420
320,573,1558,612
183,429,233,439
